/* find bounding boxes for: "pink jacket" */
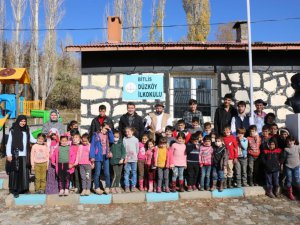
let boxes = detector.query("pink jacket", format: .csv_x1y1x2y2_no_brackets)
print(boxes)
51,145,77,174
153,147,174,168
169,143,187,167
75,144,91,165
199,145,214,166
145,147,156,166
138,142,146,160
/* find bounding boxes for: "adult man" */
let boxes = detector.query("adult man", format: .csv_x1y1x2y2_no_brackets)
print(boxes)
119,102,144,140
250,99,267,134
231,101,250,136
214,93,238,136
145,102,173,141
182,99,204,130
89,105,114,138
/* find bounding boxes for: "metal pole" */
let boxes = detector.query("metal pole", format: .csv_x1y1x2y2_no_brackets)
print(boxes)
246,0,254,122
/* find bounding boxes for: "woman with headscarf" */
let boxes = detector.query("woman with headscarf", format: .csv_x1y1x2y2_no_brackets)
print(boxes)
42,109,65,136
6,115,37,198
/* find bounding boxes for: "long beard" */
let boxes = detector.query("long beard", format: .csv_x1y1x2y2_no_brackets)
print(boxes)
156,111,162,115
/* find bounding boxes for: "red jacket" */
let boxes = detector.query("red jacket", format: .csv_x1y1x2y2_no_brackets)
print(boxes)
247,135,261,158
172,130,191,144
223,135,238,160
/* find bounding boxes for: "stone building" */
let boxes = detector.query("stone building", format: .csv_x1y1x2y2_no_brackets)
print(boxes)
66,19,300,134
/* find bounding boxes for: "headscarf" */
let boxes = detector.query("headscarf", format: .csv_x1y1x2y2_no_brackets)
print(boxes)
50,109,60,122
11,115,29,151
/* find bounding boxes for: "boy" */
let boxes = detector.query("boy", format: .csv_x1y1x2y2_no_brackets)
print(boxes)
165,125,176,147
247,125,261,186
203,122,212,137
173,119,191,144
235,128,248,187
188,117,202,134
186,134,200,191
222,126,238,188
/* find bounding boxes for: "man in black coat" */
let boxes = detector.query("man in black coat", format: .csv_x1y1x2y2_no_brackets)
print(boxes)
214,93,238,136
119,102,144,140
89,105,114,139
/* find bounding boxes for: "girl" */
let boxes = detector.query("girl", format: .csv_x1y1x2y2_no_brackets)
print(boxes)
212,136,228,192
31,133,49,194
6,115,36,198
123,127,139,192
46,132,59,194
69,132,81,193
170,132,187,192
145,139,156,192
154,137,173,193
283,136,300,200
110,130,126,194
138,134,149,191
90,123,114,195
52,136,76,196
66,120,79,141
261,138,282,198
74,133,92,196
199,136,214,191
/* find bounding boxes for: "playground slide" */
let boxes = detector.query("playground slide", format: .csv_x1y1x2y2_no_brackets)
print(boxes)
0,114,9,131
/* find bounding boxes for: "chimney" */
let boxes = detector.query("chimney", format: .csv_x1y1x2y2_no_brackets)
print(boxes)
233,21,248,43
107,16,122,43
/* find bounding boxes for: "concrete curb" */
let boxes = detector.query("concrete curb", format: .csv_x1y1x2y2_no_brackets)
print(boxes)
4,187,267,207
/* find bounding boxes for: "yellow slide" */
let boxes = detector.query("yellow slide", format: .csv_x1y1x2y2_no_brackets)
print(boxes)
0,114,9,131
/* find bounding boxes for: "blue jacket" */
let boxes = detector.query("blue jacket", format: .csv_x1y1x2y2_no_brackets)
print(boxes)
237,137,248,158
90,130,114,161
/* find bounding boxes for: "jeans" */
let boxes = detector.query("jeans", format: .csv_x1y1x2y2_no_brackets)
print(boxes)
200,166,211,188
212,166,224,181
286,166,300,187
172,166,185,182
265,171,279,189
94,155,111,189
248,156,259,184
236,157,248,184
157,168,169,188
124,162,137,188
79,164,92,190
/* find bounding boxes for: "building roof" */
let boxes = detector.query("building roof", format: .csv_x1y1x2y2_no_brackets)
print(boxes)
66,41,300,52
0,68,31,84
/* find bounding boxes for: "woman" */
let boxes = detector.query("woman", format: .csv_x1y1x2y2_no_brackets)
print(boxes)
6,115,36,198
42,109,65,136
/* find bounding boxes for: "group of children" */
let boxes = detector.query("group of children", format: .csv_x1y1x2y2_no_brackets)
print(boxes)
29,116,300,201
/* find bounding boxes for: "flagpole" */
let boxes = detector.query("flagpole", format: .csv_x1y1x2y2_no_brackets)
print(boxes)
246,0,254,122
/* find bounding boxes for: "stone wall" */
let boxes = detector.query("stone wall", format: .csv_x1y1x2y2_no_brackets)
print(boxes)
220,70,296,127
80,73,166,134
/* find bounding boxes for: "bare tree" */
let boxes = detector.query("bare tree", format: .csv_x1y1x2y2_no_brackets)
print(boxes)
10,0,27,67
29,0,39,100
124,0,143,42
149,0,156,42
40,0,64,108
0,0,5,68
215,22,235,42
114,0,124,19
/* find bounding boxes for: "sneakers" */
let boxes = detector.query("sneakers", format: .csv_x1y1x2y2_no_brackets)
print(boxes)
125,187,130,193
59,189,64,196
115,187,121,194
85,189,91,196
95,188,103,195
104,188,110,194
80,190,86,196
110,188,117,194
157,187,162,193
165,187,170,193
131,186,138,192
200,187,204,191
187,186,192,192
192,185,197,191
64,189,69,196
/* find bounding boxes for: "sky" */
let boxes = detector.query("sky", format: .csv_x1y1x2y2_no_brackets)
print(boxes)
3,0,300,46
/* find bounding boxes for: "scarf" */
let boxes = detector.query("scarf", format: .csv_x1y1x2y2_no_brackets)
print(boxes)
11,115,28,151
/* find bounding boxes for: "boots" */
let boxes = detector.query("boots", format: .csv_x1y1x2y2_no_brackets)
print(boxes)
236,179,242,188
171,181,177,192
266,188,275,198
223,179,227,189
249,176,254,186
210,180,217,191
148,181,154,193
227,178,232,189
287,187,295,200
179,180,185,192
219,180,225,192
139,179,144,191
274,186,280,197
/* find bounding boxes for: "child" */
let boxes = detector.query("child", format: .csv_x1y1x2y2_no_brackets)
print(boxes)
278,128,290,149
123,126,139,192
145,139,156,192
137,134,149,191
74,133,92,196
270,123,279,137
66,120,79,140
173,120,191,144
212,136,228,192
46,132,59,194
31,133,49,194
283,136,300,200
170,132,187,192
188,117,202,134
199,136,214,191
110,130,126,194
223,126,238,188
165,125,176,147
264,113,276,127
261,138,282,198
154,137,173,193
210,131,216,145
52,136,76,196
69,131,81,193
203,122,212,137
186,134,200,191
247,125,261,186
236,128,248,187
90,123,114,195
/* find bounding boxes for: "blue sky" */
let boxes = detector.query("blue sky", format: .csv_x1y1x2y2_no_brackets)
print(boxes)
3,0,300,46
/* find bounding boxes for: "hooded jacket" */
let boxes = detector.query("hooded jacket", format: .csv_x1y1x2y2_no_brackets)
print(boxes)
90,130,114,161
